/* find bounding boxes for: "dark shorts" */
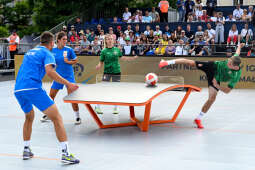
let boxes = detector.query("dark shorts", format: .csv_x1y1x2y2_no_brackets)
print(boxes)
195,61,219,91
102,73,121,82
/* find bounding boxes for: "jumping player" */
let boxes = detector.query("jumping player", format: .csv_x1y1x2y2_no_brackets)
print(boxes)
14,31,80,164
40,32,81,125
159,43,244,129
95,34,138,114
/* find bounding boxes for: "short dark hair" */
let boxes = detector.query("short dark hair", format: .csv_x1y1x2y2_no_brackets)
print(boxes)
231,55,241,66
40,31,54,44
56,31,67,41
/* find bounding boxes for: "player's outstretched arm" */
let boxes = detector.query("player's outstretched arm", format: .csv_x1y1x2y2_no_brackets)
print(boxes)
235,43,245,56
46,64,78,92
121,55,138,61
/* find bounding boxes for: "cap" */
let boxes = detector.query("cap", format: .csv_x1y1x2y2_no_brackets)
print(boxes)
125,37,130,41
71,25,75,28
117,26,121,29
63,25,67,29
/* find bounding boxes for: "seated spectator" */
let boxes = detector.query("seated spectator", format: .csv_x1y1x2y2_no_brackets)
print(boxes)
195,4,203,20
134,24,141,37
227,24,238,46
183,41,191,55
142,10,152,23
233,4,243,21
112,16,122,24
201,10,209,22
91,36,101,55
162,34,168,44
147,30,154,43
175,25,183,39
123,37,132,55
202,41,212,55
128,31,135,43
239,23,253,46
248,6,254,18
189,39,203,56
187,14,195,22
124,25,133,37
85,28,90,37
116,25,122,39
180,30,188,43
175,39,185,55
144,25,151,36
62,25,68,34
153,35,160,48
132,39,147,56
155,40,166,55
134,10,141,23
247,45,255,57
195,25,204,38
117,31,126,46
225,14,236,21
165,40,176,56
164,25,171,38
206,23,216,44
149,7,160,23
108,27,116,42
127,15,136,23
123,7,131,22
186,24,194,42
169,31,178,43
95,24,102,36
73,38,81,54
74,17,82,32
69,28,79,44
68,25,77,40
241,9,251,22
88,29,96,42
78,30,85,37
80,34,91,54
153,25,162,36
98,30,105,45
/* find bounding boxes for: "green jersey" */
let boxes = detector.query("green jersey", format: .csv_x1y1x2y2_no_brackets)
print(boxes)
214,60,242,88
100,47,122,74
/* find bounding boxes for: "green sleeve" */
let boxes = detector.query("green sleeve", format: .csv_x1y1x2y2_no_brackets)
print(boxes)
100,49,105,62
118,47,123,58
228,70,242,89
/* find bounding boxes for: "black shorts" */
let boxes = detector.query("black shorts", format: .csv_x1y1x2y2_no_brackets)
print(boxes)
102,73,121,82
195,61,219,91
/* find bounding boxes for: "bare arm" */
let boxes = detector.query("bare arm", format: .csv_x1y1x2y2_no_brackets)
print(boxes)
235,43,245,56
96,61,104,70
212,78,231,94
45,65,78,92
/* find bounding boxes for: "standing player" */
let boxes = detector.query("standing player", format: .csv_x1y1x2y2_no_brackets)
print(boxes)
95,34,138,114
14,31,79,164
159,43,244,129
40,32,81,125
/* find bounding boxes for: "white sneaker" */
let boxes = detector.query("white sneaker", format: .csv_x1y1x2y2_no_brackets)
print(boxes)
40,115,50,122
75,117,81,125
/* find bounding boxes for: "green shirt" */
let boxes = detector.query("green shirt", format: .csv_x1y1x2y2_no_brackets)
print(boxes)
214,60,242,88
100,47,122,74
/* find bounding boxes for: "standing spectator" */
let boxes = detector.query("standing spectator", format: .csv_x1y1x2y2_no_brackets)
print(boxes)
95,24,102,36
158,0,169,22
195,4,203,20
233,4,243,21
176,0,185,22
226,14,236,21
184,0,195,22
248,6,254,18
149,7,160,23
201,10,209,22
206,0,217,16
154,25,163,36
144,25,151,36
142,10,152,23
186,24,194,42
227,24,238,46
4,30,20,69
215,12,225,44
239,23,253,46
74,17,82,33
122,7,131,22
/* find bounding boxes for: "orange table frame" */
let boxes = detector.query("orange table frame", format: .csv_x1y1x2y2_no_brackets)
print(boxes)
64,85,201,132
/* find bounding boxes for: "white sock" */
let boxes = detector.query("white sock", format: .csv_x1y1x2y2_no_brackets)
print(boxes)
74,111,80,118
60,141,69,155
24,140,30,149
166,60,175,65
196,112,205,120
96,104,101,109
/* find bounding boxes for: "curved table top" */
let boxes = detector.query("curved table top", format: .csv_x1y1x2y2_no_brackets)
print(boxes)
64,82,201,106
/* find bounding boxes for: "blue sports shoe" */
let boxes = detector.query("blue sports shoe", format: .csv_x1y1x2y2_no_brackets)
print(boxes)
23,147,34,160
62,153,80,164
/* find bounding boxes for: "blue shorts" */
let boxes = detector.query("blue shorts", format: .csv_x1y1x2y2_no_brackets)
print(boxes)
51,76,75,90
14,88,54,114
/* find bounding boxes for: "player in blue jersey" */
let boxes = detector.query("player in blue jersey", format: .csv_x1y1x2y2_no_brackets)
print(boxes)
14,31,80,164
40,32,81,125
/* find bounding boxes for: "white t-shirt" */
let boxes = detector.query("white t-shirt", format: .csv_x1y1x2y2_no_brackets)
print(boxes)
123,45,132,55
123,12,131,21
144,30,150,36
228,30,238,37
195,10,203,19
207,29,216,39
175,46,184,55
210,17,217,22
153,30,162,36
233,9,243,19
240,28,253,38
124,29,133,36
